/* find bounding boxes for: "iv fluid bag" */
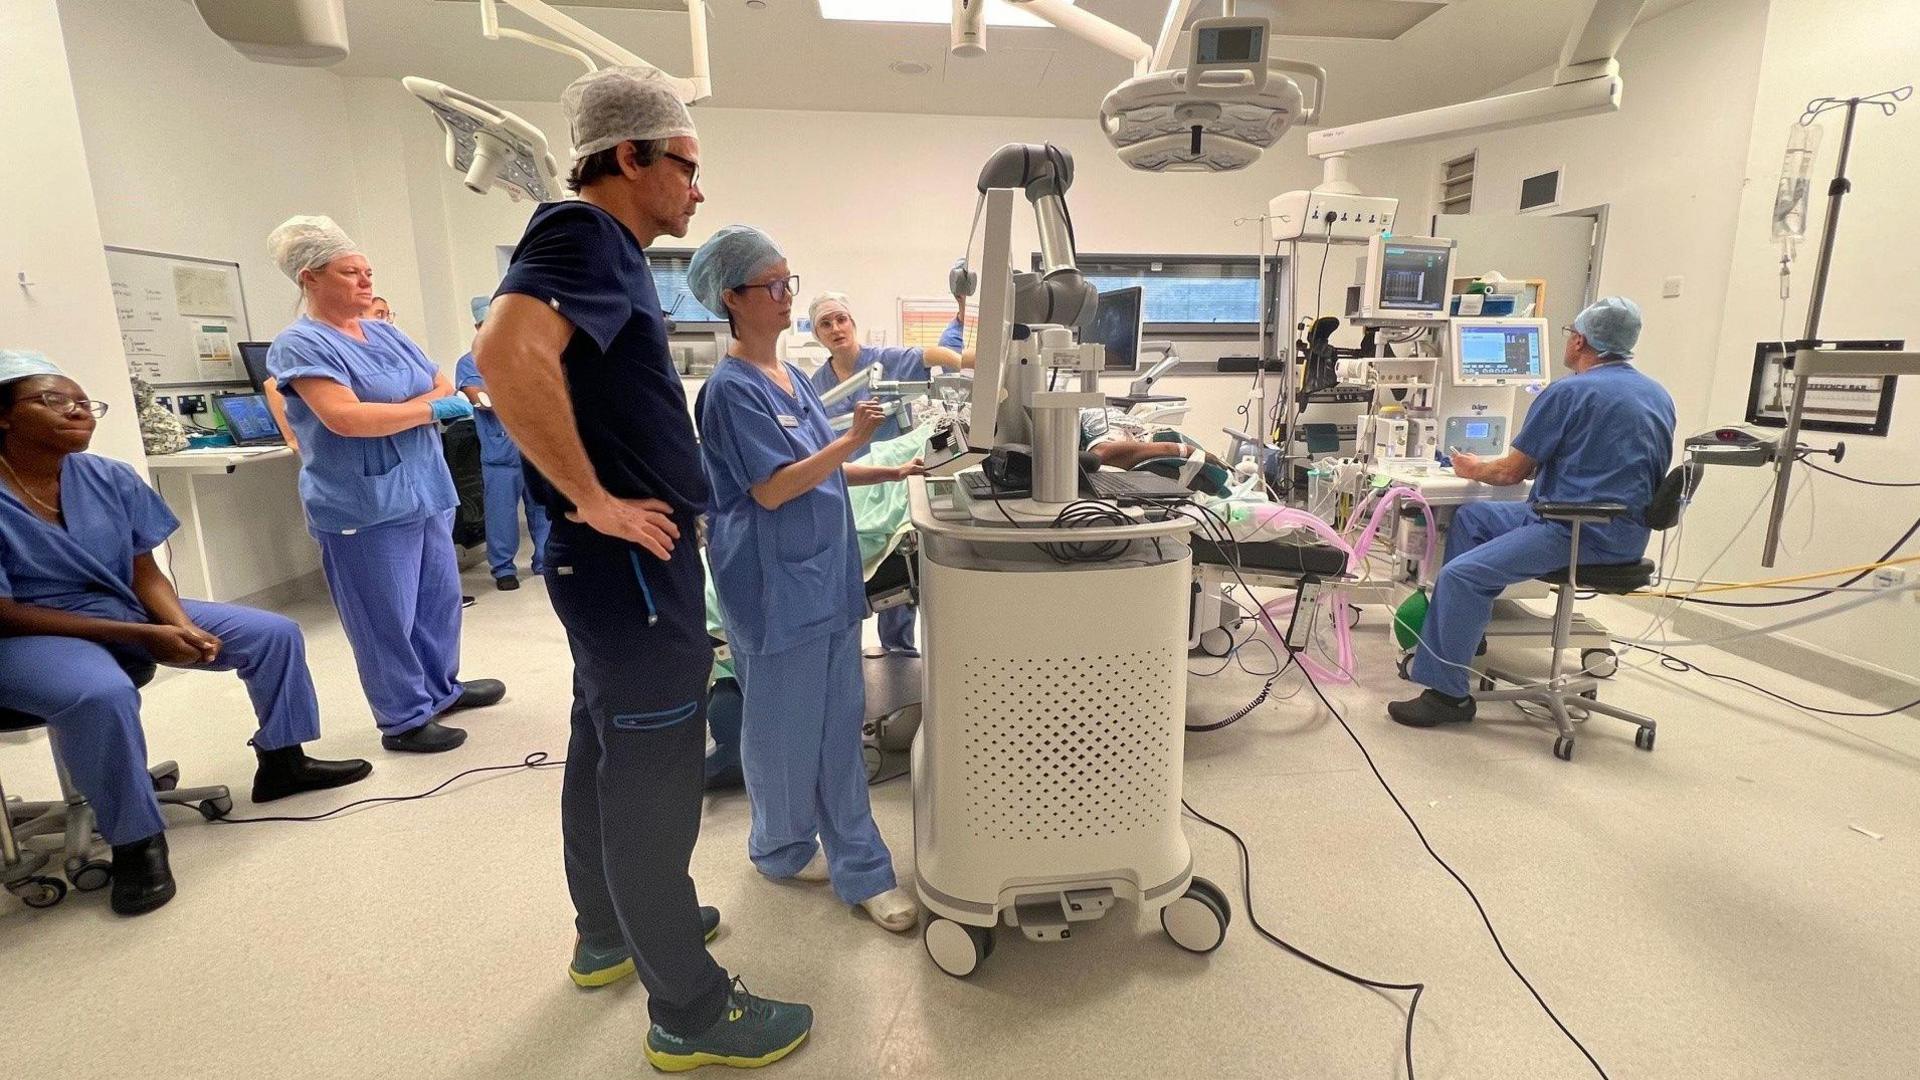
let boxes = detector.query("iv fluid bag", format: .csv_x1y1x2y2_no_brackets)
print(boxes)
1771,121,1823,243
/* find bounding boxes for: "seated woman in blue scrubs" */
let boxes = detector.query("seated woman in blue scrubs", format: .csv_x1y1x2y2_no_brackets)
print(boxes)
0,352,371,916
690,227,924,933
263,215,504,754
805,291,972,657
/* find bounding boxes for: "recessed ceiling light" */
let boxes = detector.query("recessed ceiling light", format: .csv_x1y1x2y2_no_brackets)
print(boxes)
818,0,1076,30
889,60,932,76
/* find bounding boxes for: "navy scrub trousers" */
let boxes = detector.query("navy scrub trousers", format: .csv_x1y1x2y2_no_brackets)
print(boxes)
544,523,730,1035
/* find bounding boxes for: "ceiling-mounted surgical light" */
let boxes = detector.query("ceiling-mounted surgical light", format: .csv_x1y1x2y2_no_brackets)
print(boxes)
405,77,562,202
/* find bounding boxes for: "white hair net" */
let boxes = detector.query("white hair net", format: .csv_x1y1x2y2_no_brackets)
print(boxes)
687,226,783,318
808,292,852,330
1573,295,1644,358
0,348,63,387
563,66,697,159
267,215,360,283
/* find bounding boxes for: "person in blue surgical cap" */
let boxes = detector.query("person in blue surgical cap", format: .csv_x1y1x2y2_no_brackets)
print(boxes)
0,352,371,915
691,225,924,934
805,291,972,656
1391,296,1675,729
455,296,551,591
264,215,505,754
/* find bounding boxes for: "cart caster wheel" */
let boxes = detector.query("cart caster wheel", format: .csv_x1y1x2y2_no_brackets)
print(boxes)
1396,654,1414,681
1553,735,1575,761
68,859,112,892
924,917,994,978
863,745,882,783
151,767,180,792
1581,648,1619,679
11,876,66,909
198,795,233,821
1199,627,1234,658
1163,876,1231,954
1635,726,1656,751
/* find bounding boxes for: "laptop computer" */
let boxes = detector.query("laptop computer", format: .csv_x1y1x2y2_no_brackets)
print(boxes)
214,392,286,447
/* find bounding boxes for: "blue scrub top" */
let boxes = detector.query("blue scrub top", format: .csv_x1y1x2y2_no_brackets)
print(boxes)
0,453,176,624
699,357,865,656
1512,360,1676,553
494,201,709,537
806,345,935,457
453,351,522,468
937,316,966,351
267,316,459,534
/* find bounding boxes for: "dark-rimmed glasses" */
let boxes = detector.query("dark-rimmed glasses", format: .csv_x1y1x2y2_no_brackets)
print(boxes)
733,275,800,303
22,391,109,418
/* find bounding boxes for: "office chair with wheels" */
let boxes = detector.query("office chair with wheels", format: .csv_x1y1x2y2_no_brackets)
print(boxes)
0,660,231,907
1477,463,1703,761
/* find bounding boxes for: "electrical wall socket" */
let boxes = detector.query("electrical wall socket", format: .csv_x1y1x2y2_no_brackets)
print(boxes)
178,394,207,415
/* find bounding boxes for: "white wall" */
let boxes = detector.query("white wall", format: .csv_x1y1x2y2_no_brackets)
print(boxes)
0,0,146,469
1392,0,1918,683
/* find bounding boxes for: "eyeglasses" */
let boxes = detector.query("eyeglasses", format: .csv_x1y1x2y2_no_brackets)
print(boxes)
25,392,109,418
661,150,701,189
733,275,801,303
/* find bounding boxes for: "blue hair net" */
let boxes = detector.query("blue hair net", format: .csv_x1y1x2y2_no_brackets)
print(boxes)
687,225,784,318
470,295,492,325
0,349,62,387
1573,296,1643,359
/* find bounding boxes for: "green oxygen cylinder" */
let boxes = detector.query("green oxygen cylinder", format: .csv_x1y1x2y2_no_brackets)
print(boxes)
1393,589,1429,652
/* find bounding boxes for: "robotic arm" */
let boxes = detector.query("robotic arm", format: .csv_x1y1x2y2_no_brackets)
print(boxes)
969,144,1099,331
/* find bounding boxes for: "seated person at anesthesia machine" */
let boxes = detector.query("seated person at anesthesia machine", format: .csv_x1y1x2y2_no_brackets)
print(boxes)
264,216,506,755
690,226,923,934
1390,297,1676,729
806,290,974,655
455,296,552,592
0,352,372,916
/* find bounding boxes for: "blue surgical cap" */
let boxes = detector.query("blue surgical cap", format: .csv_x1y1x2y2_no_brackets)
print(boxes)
687,225,784,318
0,349,62,387
471,295,492,325
1573,296,1643,359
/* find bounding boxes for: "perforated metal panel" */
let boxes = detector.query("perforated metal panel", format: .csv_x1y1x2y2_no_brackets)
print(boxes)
961,652,1177,842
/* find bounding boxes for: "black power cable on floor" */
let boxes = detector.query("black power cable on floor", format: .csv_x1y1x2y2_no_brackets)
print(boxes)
1172,500,1611,1080
1800,461,1920,488
208,752,564,825
1614,641,1920,718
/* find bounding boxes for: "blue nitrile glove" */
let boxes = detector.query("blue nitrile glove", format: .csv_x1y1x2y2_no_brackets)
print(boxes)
429,394,475,422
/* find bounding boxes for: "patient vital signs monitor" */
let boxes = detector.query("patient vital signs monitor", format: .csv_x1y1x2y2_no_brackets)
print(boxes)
1359,234,1455,322
1450,318,1550,386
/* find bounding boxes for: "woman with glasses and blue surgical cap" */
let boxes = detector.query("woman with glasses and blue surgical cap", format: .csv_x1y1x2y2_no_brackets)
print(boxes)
264,215,505,754
0,351,371,915
691,225,924,934
455,295,551,591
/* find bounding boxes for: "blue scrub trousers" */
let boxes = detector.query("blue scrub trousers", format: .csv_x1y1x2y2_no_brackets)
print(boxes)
877,604,916,655
735,626,896,906
481,461,551,579
313,510,464,734
544,526,731,1036
0,600,321,845
1410,501,1642,698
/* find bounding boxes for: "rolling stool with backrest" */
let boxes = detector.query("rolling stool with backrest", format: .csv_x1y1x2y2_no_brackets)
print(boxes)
0,659,232,906
1476,463,1703,761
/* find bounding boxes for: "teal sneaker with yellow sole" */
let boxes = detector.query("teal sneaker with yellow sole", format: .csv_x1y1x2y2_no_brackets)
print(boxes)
569,906,721,989
644,977,812,1073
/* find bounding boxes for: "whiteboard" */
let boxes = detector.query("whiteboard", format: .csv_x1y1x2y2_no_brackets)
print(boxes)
106,246,255,388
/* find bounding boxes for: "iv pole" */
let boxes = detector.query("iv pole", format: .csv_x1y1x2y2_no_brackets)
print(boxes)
1760,85,1912,568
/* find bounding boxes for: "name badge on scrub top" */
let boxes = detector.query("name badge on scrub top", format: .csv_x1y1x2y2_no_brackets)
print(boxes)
777,414,800,428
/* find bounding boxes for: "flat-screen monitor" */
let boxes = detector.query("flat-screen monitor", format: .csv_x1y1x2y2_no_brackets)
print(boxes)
1085,286,1144,372
1360,234,1455,322
1449,318,1550,386
214,392,285,446
237,341,274,394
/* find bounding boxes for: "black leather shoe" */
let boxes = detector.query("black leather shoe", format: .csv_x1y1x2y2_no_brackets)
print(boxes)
444,678,506,713
494,575,520,591
1388,690,1478,729
251,744,373,803
381,721,469,753
110,833,176,916
461,595,476,609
